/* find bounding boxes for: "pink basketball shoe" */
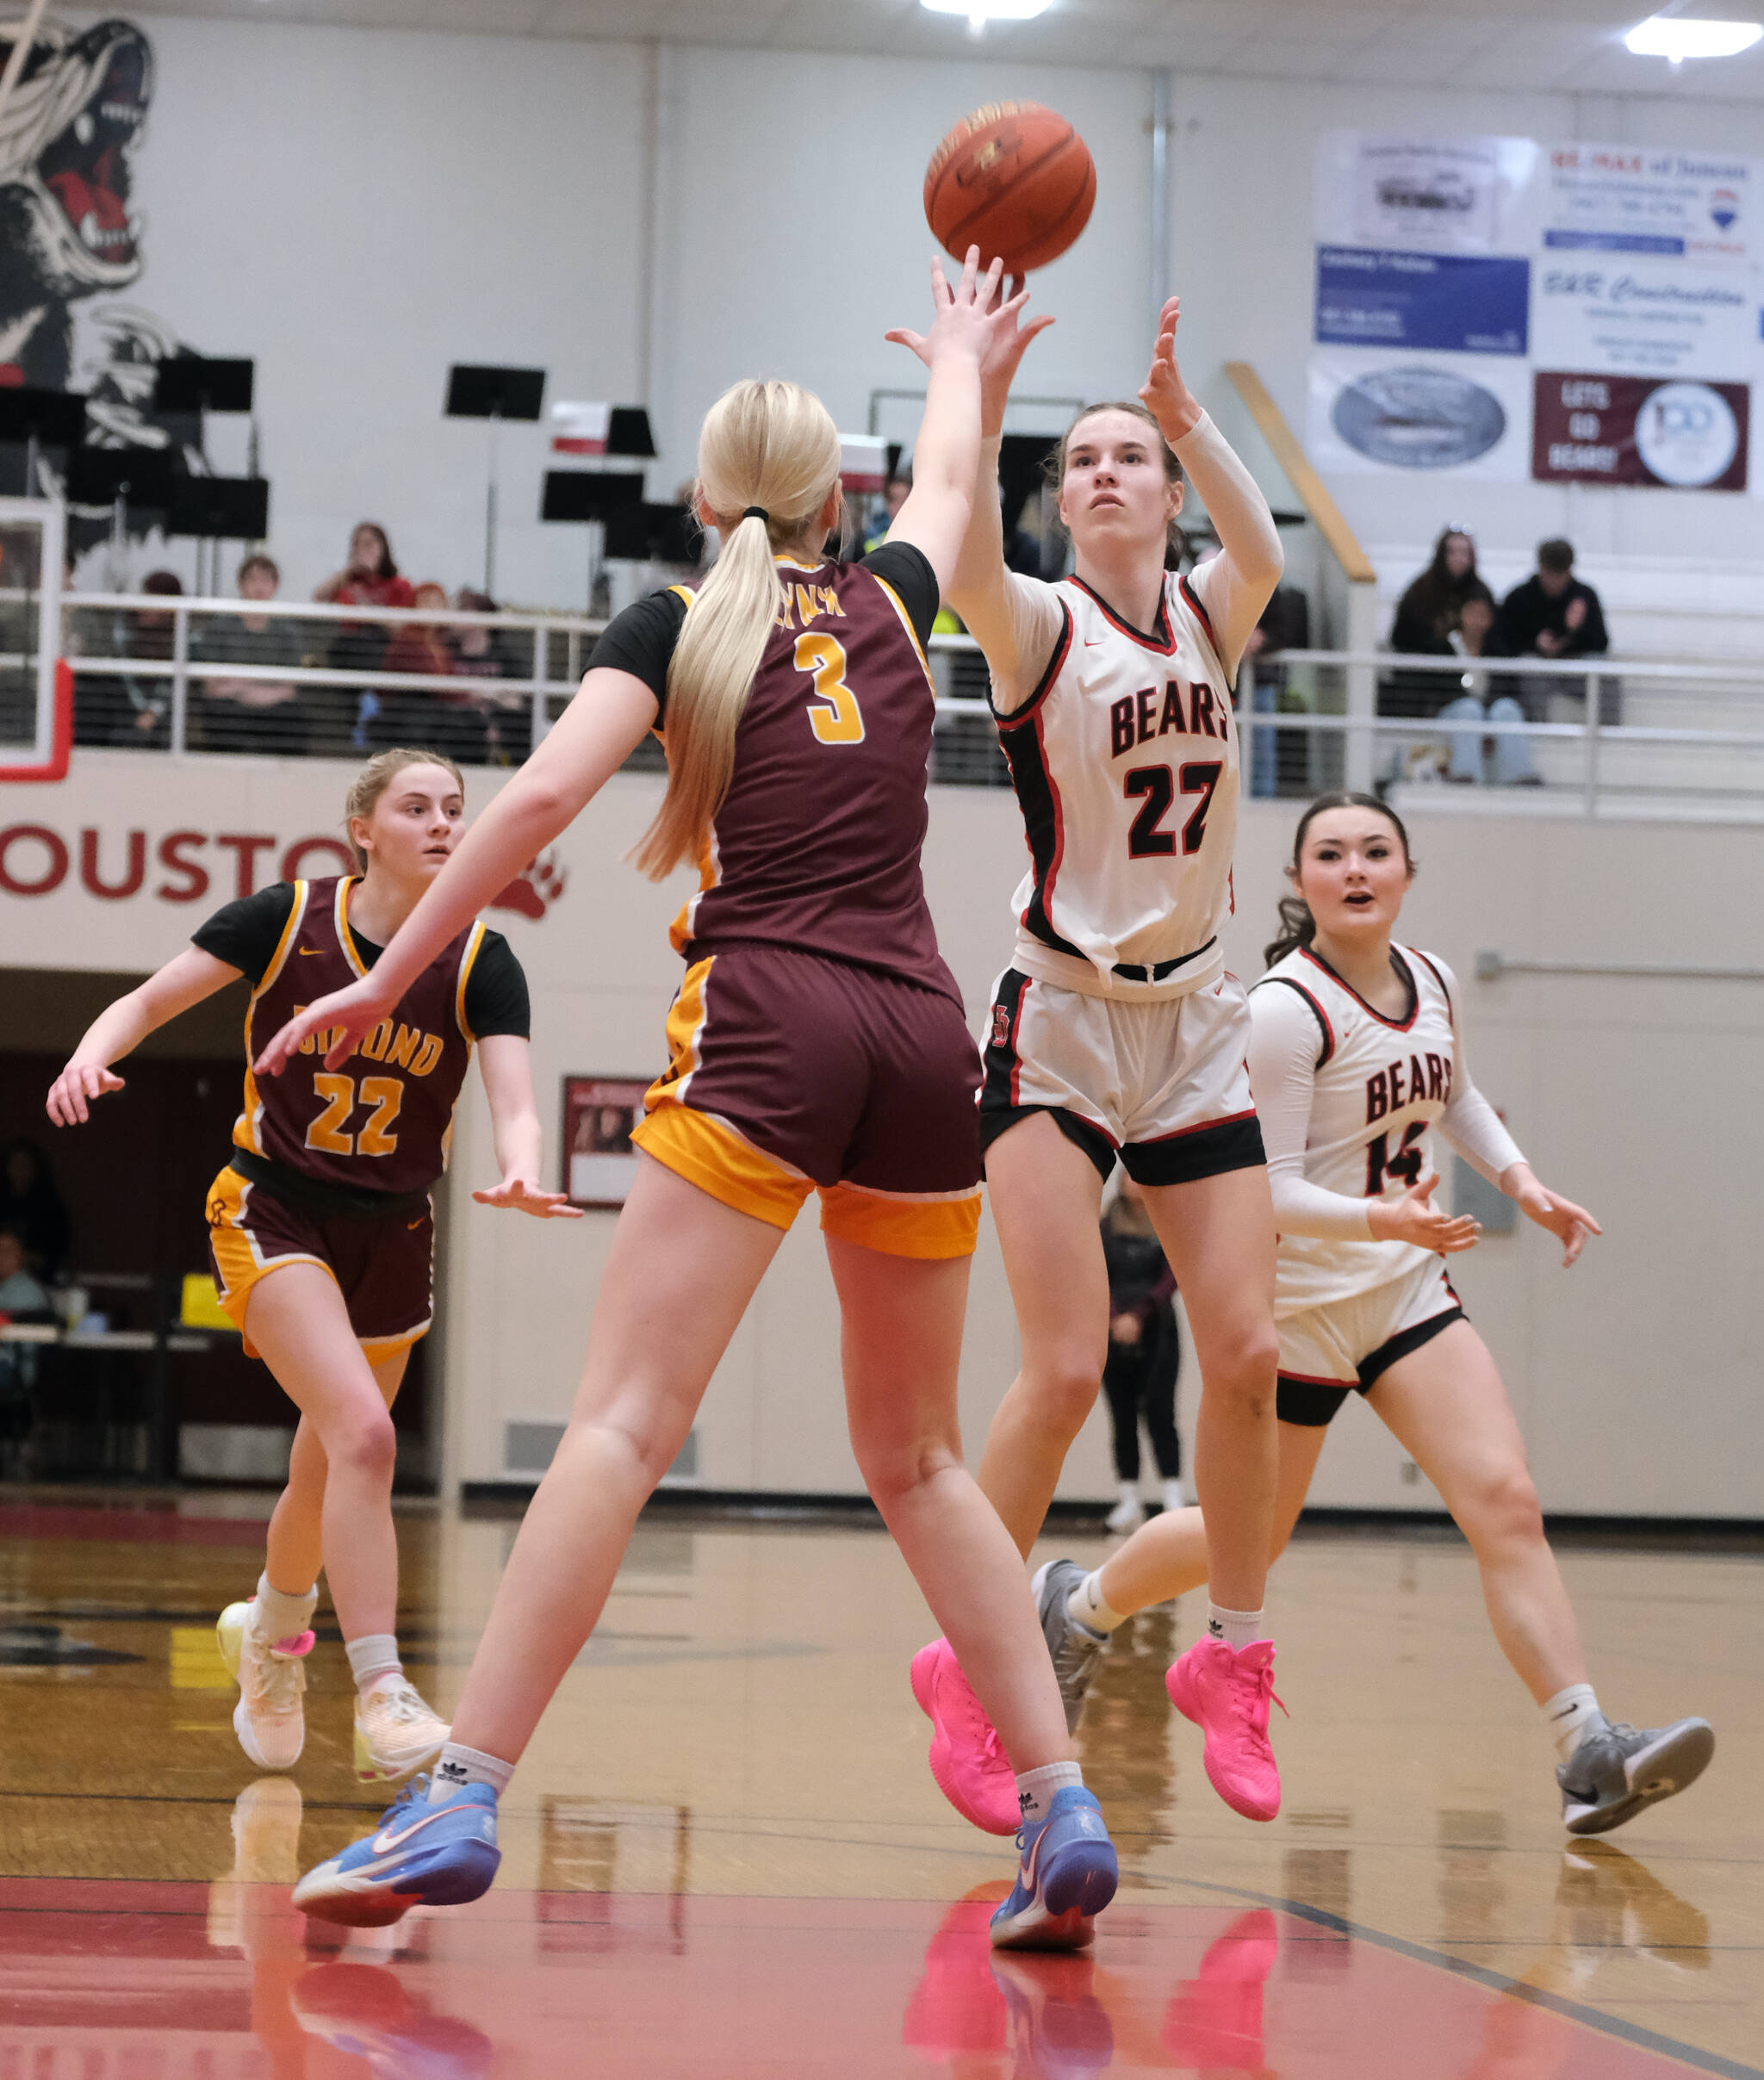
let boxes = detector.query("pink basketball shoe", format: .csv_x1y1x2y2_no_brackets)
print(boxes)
1165,1637,1285,1822
910,1637,1021,1836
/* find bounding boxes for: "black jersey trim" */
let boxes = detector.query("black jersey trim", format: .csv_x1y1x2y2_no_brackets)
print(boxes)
1409,947,1455,1026
1177,572,1219,655
998,703,1087,963
230,1148,430,1223
1357,1303,1466,1392
1300,945,1421,1033
1068,574,1177,655
991,600,1072,728
1255,975,1335,1068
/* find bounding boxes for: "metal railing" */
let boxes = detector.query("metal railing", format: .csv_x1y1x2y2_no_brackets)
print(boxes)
40,593,1764,818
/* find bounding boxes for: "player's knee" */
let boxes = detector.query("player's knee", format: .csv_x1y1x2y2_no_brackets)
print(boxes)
332,1408,397,1484
856,1434,960,1509
1022,1350,1104,1437
1465,1462,1544,1548
1208,1323,1279,1417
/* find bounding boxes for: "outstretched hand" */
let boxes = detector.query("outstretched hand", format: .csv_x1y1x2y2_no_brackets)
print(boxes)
472,1175,584,1220
254,976,394,1078
1366,1171,1481,1254
885,248,1048,415
46,1060,125,1127
1139,295,1202,443
1504,1163,1601,1268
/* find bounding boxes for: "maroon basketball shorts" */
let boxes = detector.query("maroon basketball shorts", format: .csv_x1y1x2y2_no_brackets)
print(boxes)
207,1162,434,1364
633,944,984,1258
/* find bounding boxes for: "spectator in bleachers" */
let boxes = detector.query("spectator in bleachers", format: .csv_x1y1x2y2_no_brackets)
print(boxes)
1494,537,1608,662
109,570,183,746
447,588,523,765
861,469,913,556
0,1228,51,1319
1438,593,1537,786
191,553,308,754
1382,527,1495,717
315,521,414,751
376,581,488,765
0,1139,70,1285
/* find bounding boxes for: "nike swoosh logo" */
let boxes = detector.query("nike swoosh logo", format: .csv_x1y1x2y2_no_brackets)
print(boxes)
299,947,322,956
370,1807,463,1857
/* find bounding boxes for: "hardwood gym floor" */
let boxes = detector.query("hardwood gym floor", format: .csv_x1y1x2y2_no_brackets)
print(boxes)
0,1493,1757,2077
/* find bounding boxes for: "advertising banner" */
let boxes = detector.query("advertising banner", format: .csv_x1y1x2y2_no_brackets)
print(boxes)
1543,144,1754,264
1532,258,1754,379
1307,350,1530,481
1532,372,1749,490
1314,247,1529,355
1313,129,1761,490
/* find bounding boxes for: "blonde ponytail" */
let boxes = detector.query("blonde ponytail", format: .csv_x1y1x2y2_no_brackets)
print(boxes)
631,379,841,880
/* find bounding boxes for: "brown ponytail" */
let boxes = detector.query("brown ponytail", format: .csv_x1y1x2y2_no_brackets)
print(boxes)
1264,792,1415,968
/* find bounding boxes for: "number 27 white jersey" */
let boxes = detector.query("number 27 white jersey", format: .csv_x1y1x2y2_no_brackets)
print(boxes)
992,569,1239,1002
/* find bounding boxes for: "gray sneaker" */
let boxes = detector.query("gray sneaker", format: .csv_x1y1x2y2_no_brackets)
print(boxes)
1029,1559,1109,1735
1557,1713,1715,1835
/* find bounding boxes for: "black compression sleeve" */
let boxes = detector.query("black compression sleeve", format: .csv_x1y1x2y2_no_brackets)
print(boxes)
190,883,297,988
463,931,531,1040
588,588,689,723
860,541,941,649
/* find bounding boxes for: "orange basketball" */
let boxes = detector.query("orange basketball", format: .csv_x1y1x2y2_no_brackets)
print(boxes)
924,102,1096,275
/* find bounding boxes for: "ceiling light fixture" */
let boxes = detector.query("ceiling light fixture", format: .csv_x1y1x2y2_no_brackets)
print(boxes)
1624,15,1763,62
920,0,1055,35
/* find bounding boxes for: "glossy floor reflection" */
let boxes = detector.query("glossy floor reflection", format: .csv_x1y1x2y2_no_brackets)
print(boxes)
1,1496,1759,2077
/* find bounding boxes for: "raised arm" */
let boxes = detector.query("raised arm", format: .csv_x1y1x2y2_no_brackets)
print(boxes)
1138,296,1283,681
470,1034,582,1221
885,254,1059,705
255,671,659,1076
47,947,244,1125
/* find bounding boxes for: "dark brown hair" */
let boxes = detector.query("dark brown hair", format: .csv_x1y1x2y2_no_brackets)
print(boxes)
1264,792,1415,968
351,521,398,581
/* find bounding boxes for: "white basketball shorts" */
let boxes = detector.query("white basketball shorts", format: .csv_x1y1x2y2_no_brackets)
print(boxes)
1275,1256,1466,1425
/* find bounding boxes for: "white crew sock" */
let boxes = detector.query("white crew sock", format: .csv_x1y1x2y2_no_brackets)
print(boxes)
1160,1477,1188,1512
1015,1760,1083,1827
1206,1603,1268,1653
1543,1683,1603,1763
1068,1568,1127,1636
345,1634,403,1696
254,1573,317,1644
429,1741,515,1804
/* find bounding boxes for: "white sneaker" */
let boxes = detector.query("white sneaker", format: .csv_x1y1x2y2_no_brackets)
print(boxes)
1160,1478,1189,1512
1105,1490,1146,1533
217,1599,314,1771
352,1675,450,1784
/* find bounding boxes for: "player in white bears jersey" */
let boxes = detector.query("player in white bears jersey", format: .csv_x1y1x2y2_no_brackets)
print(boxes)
1033,793,1714,1836
894,289,1290,1836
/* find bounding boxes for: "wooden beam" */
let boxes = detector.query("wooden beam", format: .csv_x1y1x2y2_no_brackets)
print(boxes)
1223,361,1376,586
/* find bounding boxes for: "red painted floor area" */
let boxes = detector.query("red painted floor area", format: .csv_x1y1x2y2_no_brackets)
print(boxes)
0,1878,1717,2077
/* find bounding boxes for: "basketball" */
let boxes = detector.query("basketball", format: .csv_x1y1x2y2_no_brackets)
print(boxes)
923,102,1096,274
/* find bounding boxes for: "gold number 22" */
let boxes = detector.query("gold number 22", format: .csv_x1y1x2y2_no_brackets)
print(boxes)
795,632,865,745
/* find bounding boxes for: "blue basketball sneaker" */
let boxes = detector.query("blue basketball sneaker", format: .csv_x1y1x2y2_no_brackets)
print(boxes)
292,1777,500,1928
990,1785,1118,1951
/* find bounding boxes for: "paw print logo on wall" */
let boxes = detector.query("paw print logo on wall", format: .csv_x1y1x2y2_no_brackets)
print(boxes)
489,848,568,922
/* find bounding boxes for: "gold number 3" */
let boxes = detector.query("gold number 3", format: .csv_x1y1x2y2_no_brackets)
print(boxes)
795,632,865,745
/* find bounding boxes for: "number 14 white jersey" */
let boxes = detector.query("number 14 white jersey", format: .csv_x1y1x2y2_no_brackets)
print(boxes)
993,570,1239,1003
1254,944,1460,1314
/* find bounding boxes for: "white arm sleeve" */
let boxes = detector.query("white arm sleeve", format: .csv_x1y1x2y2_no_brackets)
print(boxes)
1246,983,1376,1242
1425,957,1527,1184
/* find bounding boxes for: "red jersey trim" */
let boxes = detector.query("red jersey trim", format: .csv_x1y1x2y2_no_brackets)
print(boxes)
1408,947,1455,1028
1068,574,1177,655
1300,946,1422,1033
